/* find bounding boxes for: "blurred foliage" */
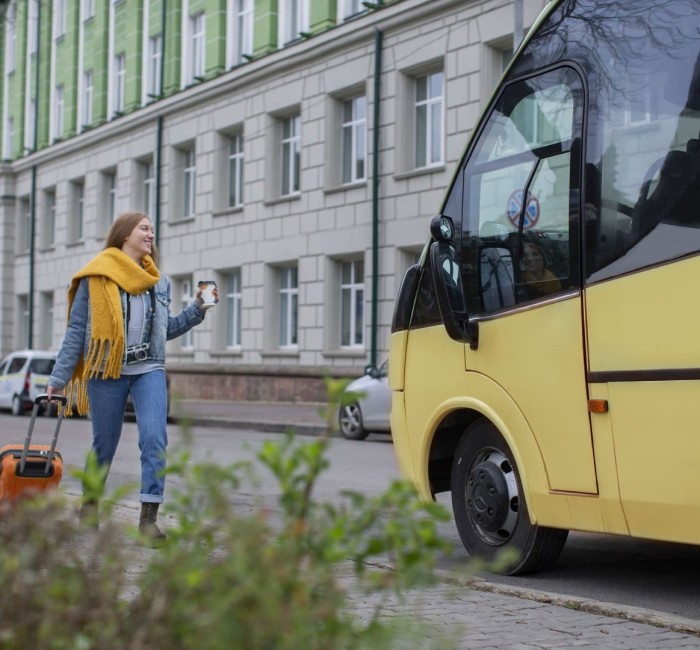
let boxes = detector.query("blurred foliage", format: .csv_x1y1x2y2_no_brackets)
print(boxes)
0,377,459,649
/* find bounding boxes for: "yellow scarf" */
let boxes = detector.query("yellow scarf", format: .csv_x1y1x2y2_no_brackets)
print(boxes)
65,248,160,415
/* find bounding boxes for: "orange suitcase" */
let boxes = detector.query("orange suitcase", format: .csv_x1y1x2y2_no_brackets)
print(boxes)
0,394,67,502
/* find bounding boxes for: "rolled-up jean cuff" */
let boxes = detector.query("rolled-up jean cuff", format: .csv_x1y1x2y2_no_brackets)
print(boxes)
140,494,164,504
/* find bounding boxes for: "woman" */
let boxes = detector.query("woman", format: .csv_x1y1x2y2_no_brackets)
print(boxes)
520,241,562,296
47,211,215,544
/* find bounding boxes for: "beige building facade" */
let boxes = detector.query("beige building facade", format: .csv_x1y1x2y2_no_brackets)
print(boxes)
0,0,547,402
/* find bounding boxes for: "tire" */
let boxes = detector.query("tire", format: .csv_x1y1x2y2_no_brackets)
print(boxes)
451,419,568,575
11,395,24,416
338,401,369,440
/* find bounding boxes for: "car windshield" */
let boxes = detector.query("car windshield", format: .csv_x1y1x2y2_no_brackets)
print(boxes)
29,358,55,374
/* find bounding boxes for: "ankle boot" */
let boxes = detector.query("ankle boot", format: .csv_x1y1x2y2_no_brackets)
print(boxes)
78,499,99,529
139,502,167,546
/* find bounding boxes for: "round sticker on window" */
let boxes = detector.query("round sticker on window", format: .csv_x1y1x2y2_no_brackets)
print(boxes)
507,190,540,230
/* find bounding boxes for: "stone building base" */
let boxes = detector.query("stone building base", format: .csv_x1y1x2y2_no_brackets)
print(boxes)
167,364,365,403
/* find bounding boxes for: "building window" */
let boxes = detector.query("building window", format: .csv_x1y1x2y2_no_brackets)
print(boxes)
340,260,364,347
4,118,14,160
280,0,309,45
279,266,298,347
415,71,444,168
281,115,301,196
53,85,64,141
228,134,244,207
39,292,54,350
5,2,16,73
228,0,252,67
225,270,242,348
188,13,206,84
83,0,95,20
146,34,162,101
70,181,85,242
17,296,29,349
100,171,117,229
18,197,31,253
143,161,155,217
625,86,658,126
341,0,364,20
82,70,94,128
342,96,366,184
113,53,126,115
179,279,194,348
25,98,36,151
183,148,196,217
28,0,39,54
43,190,56,248
54,0,67,38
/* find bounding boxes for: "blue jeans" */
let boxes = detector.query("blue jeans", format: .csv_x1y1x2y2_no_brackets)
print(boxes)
86,369,168,504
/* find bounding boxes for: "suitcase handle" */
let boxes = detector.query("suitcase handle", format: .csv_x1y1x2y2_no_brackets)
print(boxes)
35,394,67,406
20,394,67,475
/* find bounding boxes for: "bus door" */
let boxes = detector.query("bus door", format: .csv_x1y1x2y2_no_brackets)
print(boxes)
452,67,597,494
582,20,700,542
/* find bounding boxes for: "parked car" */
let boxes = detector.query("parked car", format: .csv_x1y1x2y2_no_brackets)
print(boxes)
338,360,391,440
0,350,57,416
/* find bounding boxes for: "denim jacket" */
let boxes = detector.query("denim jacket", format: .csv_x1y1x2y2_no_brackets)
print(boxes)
48,275,205,390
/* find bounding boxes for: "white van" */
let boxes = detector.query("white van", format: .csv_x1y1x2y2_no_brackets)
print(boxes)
0,350,57,415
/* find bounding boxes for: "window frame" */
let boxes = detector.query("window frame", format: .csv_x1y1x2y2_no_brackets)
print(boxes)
82,69,94,129
183,147,197,217
227,133,244,208
281,115,301,196
225,270,242,349
341,95,367,185
227,0,253,68
113,53,126,116
414,70,445,169
340,259,365,348
279,0,310,46
53,84,64,142
278,265,298,348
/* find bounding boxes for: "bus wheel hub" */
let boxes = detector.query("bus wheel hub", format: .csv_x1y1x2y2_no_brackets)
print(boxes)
466,461,509,532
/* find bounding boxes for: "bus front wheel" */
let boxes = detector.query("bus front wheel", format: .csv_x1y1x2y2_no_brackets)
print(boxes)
451,419,567,575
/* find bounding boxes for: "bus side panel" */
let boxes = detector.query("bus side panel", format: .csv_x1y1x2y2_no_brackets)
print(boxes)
400,325,550,512
586,256,700,544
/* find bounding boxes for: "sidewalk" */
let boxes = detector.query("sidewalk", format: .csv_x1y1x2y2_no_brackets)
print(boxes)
173,398,330,435
92,501,700,649
167,399,700,645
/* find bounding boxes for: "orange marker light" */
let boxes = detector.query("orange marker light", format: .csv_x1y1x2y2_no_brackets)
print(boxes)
587,399,609,414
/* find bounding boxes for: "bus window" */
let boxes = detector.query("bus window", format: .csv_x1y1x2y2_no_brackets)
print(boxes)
461,67,583,315
583,4,700,281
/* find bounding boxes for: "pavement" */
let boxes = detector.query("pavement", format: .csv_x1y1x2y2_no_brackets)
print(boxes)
165,398,700,647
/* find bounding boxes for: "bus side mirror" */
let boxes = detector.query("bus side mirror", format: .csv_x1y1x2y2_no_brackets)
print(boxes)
429,216,478,349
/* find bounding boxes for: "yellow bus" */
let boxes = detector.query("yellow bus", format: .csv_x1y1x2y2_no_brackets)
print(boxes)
390,0,700,574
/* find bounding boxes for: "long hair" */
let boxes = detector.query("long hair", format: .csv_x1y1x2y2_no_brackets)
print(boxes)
104,211,159,265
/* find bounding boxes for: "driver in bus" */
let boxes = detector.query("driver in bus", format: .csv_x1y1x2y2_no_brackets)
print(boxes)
521,241,561,297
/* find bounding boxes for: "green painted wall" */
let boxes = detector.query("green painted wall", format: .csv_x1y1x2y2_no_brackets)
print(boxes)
0,0,397,155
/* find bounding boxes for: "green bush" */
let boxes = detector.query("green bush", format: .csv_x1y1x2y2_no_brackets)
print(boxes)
0,383,457,649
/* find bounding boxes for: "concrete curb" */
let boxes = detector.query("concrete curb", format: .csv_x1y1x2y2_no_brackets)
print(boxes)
465,578,700,637
170,415,331,437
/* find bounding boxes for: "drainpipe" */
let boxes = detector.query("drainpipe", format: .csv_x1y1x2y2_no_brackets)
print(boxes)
154,0,166,246
369,28,382,370
155,114,163,246
28,0,42,349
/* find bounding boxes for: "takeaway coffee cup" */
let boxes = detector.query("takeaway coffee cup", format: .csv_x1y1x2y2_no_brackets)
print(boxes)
198,280,218,310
